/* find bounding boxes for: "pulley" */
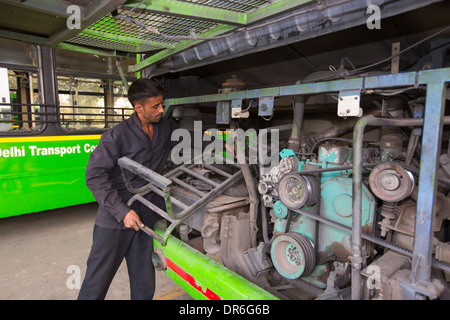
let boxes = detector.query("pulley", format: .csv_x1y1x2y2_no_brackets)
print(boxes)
273,200,288,219
368,162,415,202
271,232,316,279
277,172,318,209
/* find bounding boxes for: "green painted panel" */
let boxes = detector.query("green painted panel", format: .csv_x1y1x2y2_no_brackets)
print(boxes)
0,135,101,218
154,222,278,300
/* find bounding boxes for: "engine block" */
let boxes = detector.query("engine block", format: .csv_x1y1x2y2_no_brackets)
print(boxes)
260,146,377,288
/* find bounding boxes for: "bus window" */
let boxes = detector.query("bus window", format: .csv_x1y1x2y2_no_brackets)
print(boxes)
0,68,11,131
58,76,133,130
0,68,41,132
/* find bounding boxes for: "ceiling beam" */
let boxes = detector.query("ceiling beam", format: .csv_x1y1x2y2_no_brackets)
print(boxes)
0,0,73,18
0,29,49,46
56,43,129,58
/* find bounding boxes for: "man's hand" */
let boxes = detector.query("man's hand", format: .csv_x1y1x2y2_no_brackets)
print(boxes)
123,210,144,231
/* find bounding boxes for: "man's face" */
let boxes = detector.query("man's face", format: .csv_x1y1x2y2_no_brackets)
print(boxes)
135,94,164,124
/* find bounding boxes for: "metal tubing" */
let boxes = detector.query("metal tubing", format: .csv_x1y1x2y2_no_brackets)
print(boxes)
204,164,232,178
171,176,206,197
162,170,244,245
173,170,243,220
119,157,186,219
292,96,305,140
118,157,172,191
307,108,380,148
240,162,259,248
127,194,174,223
179,166,220,188
139,224,164,244
144,183,188,211
163,163,197,179
352,115,450,300
207,199,249,213
119,155,247,246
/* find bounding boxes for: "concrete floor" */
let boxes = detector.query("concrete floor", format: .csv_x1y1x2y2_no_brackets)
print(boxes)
0,202,191,300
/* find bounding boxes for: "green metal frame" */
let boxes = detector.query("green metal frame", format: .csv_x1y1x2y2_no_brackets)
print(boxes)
28,0,313,69
125,0,313,72
125,0,248,26
0,0,127,48
153,221,278,300
1,0,316,61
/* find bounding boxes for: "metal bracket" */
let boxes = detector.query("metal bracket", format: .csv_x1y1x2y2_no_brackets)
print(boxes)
258,96,274,116
119,156,243,246
337,89,362,117
391,42,400,74
216,101,230,124
231,99,249,119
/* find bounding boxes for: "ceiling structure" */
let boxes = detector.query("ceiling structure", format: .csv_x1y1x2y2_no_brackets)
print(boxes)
0,0,448,86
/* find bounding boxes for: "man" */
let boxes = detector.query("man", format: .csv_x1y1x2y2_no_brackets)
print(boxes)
78,78,174,300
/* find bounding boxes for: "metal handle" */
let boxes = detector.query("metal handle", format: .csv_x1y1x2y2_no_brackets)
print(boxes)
138,224,163,244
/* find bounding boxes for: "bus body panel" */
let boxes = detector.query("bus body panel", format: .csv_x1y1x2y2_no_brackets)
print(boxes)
0,135,101,218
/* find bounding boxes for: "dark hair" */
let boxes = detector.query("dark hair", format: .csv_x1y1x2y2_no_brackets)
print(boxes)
127,78,163,107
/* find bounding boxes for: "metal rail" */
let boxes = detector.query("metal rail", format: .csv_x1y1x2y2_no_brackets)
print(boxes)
118,156,243,246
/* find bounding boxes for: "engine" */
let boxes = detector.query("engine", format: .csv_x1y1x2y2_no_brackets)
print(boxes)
257,143,450,299
161,90,450,300
259,146,377,289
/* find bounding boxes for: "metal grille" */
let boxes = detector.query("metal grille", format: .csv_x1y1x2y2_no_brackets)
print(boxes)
184,0,273,12
65,0,276,53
